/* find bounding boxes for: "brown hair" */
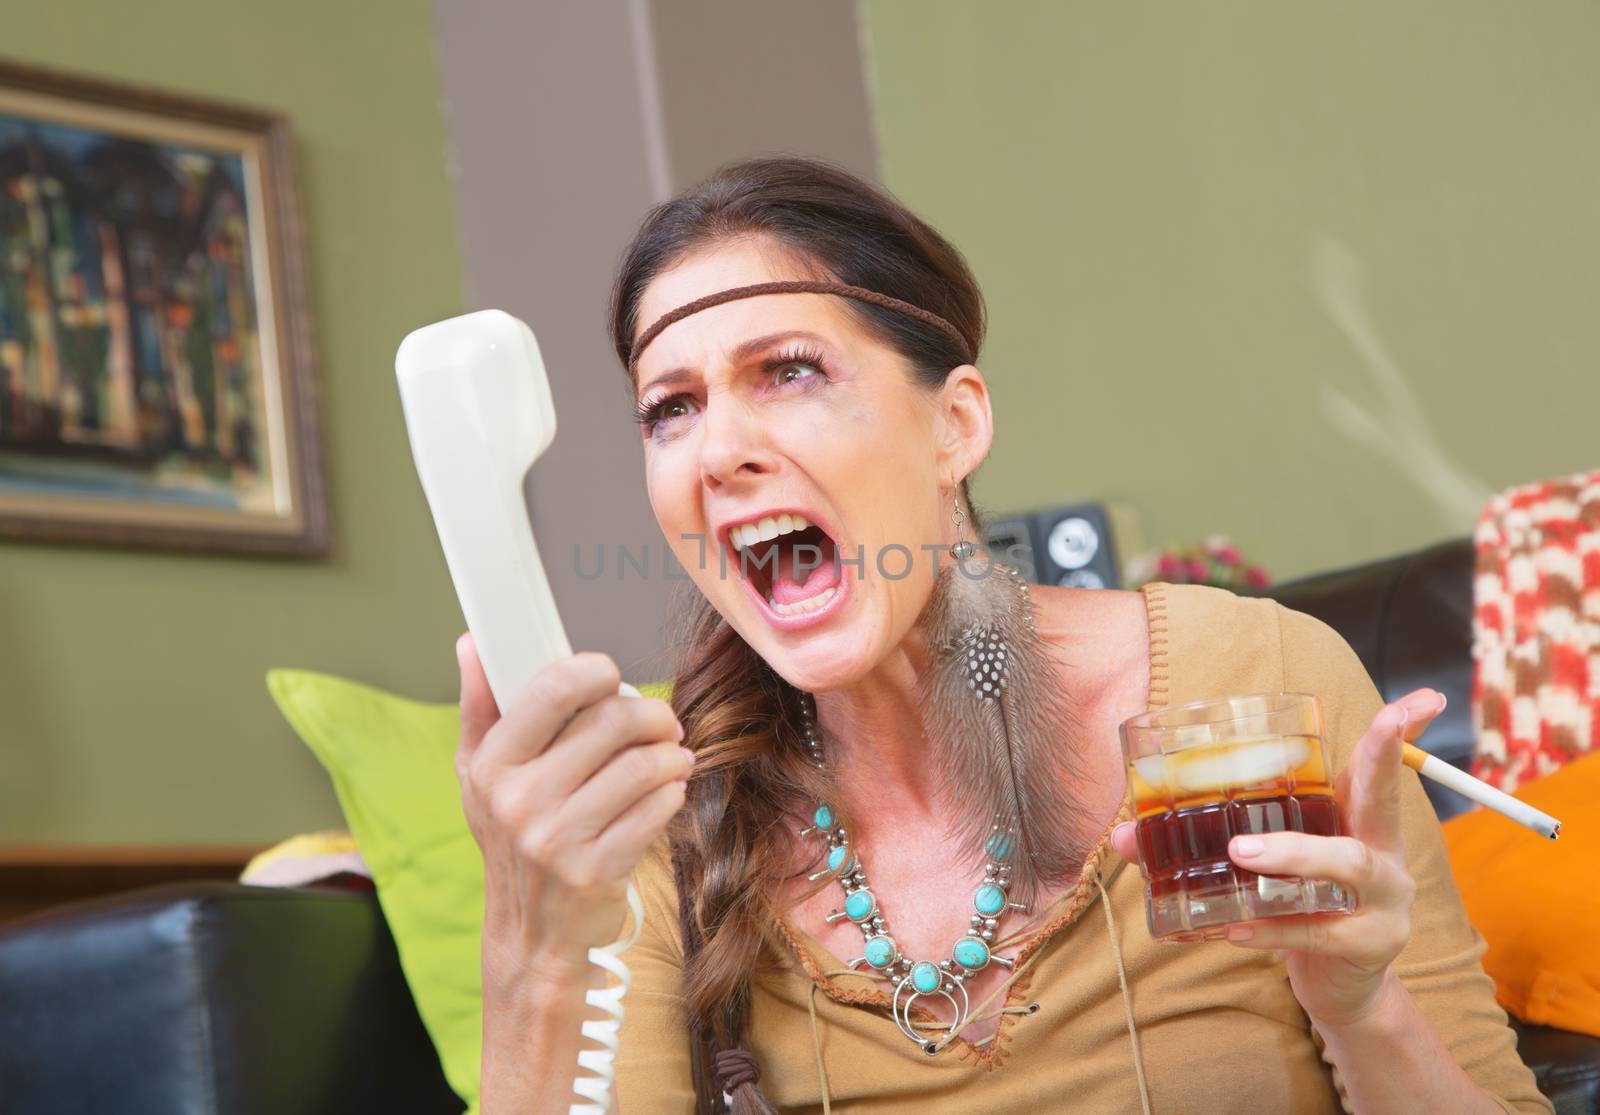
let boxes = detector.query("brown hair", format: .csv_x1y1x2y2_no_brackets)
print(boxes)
608,155,986,1112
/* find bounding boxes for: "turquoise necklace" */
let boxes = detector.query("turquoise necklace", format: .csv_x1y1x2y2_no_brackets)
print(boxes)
796,691,1023,1053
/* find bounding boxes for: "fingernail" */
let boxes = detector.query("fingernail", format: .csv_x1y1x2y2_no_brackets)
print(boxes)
1399,690,1443,719
1434,690,1449,713
674,721,686,741
1226,924,1255,942
681,747,696,766
1232,836,1264,858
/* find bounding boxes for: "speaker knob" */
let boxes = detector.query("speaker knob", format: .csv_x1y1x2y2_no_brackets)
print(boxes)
1047,517,1100,571
1057,569,1107,589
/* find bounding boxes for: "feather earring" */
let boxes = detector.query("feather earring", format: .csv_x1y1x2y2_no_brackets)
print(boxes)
915,493,1091,903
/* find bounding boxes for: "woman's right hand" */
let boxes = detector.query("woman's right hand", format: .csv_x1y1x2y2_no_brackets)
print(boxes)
454,633,691,981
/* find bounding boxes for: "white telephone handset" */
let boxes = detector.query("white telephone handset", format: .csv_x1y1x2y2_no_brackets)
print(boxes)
396,309,641,1115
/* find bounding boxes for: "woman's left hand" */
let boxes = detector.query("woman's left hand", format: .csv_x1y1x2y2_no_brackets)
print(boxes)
1112,687,1448,1030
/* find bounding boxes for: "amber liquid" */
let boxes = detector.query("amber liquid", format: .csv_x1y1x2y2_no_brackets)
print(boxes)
1135,792,1340,904
1126,734,1351,941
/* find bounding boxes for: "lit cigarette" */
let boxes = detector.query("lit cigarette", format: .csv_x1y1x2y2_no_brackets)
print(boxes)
1401,743,1562,840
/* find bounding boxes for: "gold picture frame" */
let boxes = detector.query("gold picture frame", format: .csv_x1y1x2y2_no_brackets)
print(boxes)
0,59,328,557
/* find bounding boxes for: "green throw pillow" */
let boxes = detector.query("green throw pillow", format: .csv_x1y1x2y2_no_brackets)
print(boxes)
265,668,672,1114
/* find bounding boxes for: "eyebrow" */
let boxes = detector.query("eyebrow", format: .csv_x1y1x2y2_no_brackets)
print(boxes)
634,330,829,399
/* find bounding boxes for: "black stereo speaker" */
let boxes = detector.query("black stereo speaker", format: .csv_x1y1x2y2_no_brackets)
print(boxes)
982,503,1121,590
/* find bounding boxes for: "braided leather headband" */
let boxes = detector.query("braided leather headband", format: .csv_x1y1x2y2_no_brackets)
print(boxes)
627,280,975,371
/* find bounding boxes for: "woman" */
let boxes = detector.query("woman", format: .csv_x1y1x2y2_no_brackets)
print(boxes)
454,157,1551,1114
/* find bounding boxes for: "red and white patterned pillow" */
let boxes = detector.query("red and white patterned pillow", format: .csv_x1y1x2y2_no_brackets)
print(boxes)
1470,469,1600,793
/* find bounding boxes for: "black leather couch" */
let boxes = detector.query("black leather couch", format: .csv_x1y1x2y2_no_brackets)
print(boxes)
0,538,1594,1114
0,882,464,1115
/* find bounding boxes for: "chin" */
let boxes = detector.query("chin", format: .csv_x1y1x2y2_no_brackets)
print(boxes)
752,626,883,695
768,657,861,696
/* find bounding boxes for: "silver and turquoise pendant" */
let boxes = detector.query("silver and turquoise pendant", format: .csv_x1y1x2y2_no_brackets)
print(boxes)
797,695,1022,1054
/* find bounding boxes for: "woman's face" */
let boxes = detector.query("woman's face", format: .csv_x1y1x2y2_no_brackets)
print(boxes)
631,236,991,692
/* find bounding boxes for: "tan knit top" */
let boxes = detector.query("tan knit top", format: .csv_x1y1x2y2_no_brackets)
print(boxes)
614,583,1553,1114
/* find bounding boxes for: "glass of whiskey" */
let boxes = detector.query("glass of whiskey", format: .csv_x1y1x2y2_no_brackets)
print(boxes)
1121,693,1356,942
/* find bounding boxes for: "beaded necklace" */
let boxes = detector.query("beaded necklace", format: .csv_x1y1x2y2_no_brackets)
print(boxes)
795,691,1024,1053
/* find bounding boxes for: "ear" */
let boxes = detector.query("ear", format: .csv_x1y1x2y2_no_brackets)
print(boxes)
934,364,994,485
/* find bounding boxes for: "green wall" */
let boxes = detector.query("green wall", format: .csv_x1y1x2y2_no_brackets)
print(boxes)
2,1,467,843
860,1,1600,580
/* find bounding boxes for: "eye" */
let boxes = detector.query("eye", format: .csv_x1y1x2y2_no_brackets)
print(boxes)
765,345,831,389
654,396,692,421
773,361,820,387
633,393,697,437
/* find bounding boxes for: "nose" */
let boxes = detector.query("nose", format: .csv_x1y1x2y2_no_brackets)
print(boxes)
698,394,775,491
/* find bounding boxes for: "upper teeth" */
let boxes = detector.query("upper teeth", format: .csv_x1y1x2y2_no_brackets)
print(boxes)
730,513,811,551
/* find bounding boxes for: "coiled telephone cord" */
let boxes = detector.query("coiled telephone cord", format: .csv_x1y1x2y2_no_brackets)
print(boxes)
569,881,645,1114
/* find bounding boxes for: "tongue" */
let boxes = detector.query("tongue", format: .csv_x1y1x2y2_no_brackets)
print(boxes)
769,537,840,605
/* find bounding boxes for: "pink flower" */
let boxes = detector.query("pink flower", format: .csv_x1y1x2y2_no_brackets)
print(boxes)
1213,544,1241,566
1185,559,1211,582
1157,553,1184,579
1124,553,1158,585
1245,566,1271,589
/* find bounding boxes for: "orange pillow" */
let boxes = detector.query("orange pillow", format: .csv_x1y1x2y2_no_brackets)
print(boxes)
1442,751,1599,1037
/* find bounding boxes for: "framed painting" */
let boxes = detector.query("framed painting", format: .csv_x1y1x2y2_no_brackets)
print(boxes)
0,59,328,557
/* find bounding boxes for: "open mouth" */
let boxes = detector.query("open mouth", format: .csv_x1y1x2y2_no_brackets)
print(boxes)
725,513,844,620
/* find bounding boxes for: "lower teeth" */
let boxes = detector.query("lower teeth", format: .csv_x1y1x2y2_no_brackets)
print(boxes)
768,585,837,616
